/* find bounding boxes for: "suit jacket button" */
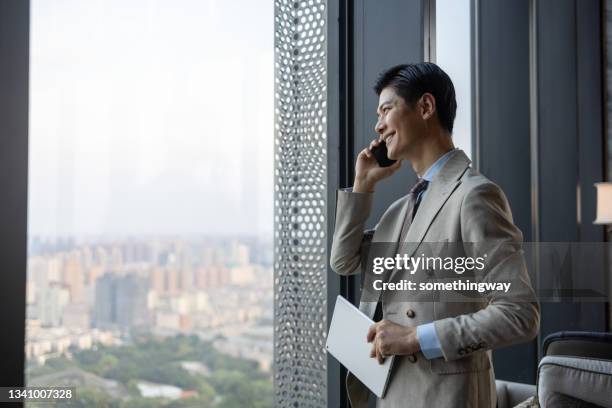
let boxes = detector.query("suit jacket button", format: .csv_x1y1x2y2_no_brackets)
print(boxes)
406,309,416,318
408,354,417,363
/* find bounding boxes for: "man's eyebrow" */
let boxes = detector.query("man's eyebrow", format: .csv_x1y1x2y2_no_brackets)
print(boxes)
376,99,393,114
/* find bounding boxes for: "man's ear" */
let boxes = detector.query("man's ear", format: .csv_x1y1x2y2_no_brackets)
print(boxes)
419,93,436,120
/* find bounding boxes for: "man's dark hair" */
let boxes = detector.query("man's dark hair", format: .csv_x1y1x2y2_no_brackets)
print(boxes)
373,62,457,134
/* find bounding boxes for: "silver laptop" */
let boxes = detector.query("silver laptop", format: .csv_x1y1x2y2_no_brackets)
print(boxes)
326,295,395,398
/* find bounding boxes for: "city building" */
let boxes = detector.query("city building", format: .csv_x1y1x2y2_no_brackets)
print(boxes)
94,273,150,330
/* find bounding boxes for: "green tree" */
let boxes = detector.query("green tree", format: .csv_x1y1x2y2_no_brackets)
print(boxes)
119,397,165,408
32,334,272,408
68,387,120,408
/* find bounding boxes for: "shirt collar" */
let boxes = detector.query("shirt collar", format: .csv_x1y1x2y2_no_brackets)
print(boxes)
419,148,456,182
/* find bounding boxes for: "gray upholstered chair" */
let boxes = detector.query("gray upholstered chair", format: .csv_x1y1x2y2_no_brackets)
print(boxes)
496,331,612,408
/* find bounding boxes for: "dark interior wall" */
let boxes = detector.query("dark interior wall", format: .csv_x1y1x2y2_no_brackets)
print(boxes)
476,0,532,241
475,0,538,384
576,0,604,244
534,0,606,351
537,0,580,244
0,0,29,393
476,0,606,383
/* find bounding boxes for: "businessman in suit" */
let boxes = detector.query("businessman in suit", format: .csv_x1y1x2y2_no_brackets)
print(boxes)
330,63,540,407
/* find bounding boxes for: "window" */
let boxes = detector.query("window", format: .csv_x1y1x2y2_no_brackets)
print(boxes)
436,0,473,159
26,1,274,406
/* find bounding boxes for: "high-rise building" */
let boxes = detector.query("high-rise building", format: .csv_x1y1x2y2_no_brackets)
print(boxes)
39,283,70,327
166,268,179,295
63,258,84,303
202,247,225,267
150,267,165,294
94,273,149,330
81,245,93,270
194,265,230,289
94,246,108,267
231,242,250,266
115,274,149,329
230,266,256,285
87,266,105,286
110,246,123,269
179,267,194,292
47,256,63,283
94,274,115,329
123,241,152,264
62,302,90,329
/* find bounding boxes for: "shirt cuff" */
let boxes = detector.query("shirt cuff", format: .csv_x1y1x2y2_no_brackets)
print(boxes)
339,187,373,195
416,323,444,359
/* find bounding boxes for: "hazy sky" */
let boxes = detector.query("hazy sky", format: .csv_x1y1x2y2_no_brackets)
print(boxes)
28,0,472,239
28,0,274,238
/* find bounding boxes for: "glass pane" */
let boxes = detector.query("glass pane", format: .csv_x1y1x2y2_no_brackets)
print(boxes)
436,0,473,159
26,1,274,406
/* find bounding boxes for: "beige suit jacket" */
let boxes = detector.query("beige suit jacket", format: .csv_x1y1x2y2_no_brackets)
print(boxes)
330,149,540,408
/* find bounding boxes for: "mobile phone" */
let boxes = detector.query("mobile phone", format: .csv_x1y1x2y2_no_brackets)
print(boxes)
371,140,397,168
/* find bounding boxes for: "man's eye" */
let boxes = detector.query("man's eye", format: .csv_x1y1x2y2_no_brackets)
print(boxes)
377,107,390,117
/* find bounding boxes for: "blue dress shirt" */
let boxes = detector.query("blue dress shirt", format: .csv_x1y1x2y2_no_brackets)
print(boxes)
413,148,456,360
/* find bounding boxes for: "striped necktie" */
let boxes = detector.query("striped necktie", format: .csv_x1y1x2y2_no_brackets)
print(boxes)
398,178,429,243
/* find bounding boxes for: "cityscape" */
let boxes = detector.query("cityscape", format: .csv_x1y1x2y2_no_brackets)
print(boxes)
25,235,274,406
26,1,274,405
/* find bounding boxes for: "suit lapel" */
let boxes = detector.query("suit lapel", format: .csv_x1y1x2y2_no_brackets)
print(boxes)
388,150,471,283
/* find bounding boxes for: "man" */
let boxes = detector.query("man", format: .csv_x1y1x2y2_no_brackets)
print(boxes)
329,63,540,407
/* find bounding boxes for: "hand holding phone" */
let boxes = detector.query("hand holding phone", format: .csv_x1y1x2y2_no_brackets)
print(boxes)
354,138,401,193
371,140,397,168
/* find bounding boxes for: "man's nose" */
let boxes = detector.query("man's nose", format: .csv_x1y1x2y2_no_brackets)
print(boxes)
374,119,386,135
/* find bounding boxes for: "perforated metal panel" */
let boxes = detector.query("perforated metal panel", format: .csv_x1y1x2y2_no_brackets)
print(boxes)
273,0,328,407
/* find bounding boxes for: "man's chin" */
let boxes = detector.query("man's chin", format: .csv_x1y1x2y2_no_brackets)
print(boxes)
387,149,400,161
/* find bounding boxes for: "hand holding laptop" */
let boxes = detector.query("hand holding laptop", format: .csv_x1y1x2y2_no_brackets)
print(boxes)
367,319,420,364
326,296,424,397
